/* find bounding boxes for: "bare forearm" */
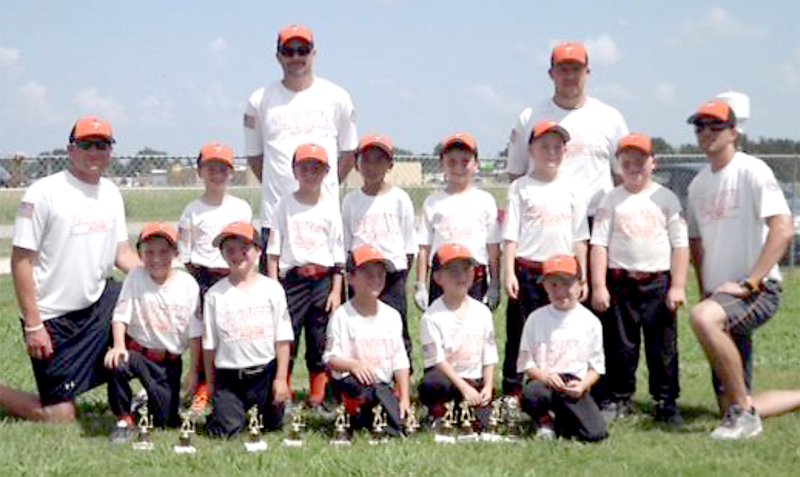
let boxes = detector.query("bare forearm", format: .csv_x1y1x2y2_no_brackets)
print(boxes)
670,247,690,289
11,247,41,326
394,369,411,402
749,214,793,283
481,365,494,391
589,245,608,288
487,244,501,284
115,242,142,273
110,321,127,349
330,270,343,296
574,240,588,283
417,246,430,283
689,238,704,293
267,255,279,279
275,341,290,381
337,151,356,183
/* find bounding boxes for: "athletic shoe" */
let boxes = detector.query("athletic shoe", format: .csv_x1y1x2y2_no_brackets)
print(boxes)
535,425,556,441
710,405,762,440
654,400,684,429
601,399,633,423
109,418,134,445
190,385,211,417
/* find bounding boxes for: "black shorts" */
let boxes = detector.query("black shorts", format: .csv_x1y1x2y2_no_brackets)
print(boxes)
27,280,121,406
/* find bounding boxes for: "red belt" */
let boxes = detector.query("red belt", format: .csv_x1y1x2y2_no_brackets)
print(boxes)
515,258,544,274
126,338,181,363
609,269,667,283
291,264,332,280
474,264,487,283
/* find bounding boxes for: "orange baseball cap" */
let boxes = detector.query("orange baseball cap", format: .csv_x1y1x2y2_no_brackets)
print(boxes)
71,116,114,142
686,100,736,124
440,133,478,157
199,142,234,167
551,42,588,66
358,134,394,159
212,221,260,248
293,143,329,165
348,244,396,272
529,120,570,143
277,24,314,47
616,133,653,156
542,254,580,278
434,243,478,269
138,222,178,247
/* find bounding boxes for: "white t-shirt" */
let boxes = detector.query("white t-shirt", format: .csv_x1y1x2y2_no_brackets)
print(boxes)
243,77,359,228
178,195,253,269
112,267,202,355
687,152,790,291
507,97,629,215
203,275,294,369
267,193,346,273
420,297,499,380
323,301,409,383
591,182,688,272
417,187,500,265
517,303,605,380
503,175,589,261
13,171,128,320
341,187,417,270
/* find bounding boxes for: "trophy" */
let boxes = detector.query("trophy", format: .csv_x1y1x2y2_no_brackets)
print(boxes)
368,404,388,445
480,399,504,442
503,396,523,442
434,401,456,444
282,404,305,448
329,404,352,446
132,404,154,451
173,410,197,454
244,406,268,452
403,404,420,437
456,401,479,442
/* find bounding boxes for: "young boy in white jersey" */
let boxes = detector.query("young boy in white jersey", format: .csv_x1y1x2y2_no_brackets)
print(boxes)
518,254,607,442
415,133,501,312
502,120,589,396
203,222,293,437
418,244,499,431
178,141,253,417
267,143,345,413
104,223,202,444
590,133,689,426
323,244,411,436
341,134,416,363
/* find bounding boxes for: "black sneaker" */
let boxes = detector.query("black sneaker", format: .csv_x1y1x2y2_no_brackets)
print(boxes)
654,401,684,429
616,399,634,419
109,419,134,445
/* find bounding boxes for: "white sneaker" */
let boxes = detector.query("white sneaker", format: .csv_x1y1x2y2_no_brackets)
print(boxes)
710,405,762,440
535,425,556,441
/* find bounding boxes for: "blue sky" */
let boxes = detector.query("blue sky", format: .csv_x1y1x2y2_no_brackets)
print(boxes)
1,0,798,157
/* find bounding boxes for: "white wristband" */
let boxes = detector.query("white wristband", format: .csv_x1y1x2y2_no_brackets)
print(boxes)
23,323,45,333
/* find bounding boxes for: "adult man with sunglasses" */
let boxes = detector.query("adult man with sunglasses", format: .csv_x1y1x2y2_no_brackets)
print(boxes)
0,117,140,422
685,100,793,439
243,24,358,271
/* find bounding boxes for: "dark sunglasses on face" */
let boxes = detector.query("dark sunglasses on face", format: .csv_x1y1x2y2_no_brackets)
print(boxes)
74,139,113,151
279,45,312,57
693,121,732,134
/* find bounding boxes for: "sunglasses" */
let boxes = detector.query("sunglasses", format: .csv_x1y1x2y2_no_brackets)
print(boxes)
74,139,113,151
279,45,312,57
693,121,732,133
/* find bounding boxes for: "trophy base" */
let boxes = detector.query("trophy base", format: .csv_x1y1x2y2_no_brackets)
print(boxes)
173,444,197,454
480,432,504,442
132,441,154,451
504,434,523,443
434,433,457,444
457,432,480,442
244,440,268,452
367,437,388,446
329,438,352,446
282,438,304,448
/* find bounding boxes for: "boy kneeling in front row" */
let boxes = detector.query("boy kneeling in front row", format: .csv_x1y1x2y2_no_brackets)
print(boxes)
323,244,411,436
518,254,608,442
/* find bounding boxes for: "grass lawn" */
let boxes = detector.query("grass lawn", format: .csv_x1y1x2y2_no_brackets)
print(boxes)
1,270,799,477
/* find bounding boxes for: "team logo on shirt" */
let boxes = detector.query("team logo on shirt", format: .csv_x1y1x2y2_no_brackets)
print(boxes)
17,202,34,219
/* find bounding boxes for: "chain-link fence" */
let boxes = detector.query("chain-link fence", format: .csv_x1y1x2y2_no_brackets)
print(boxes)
2,153,799,265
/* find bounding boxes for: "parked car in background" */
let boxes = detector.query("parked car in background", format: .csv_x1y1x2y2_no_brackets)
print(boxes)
653,162,800,265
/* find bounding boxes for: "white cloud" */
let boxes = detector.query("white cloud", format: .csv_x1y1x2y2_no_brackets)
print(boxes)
18,81,59,123
464,84,523,115
584,34,623,66
136,96,175,126
75,88,126,122
654,82,678,104
0,46,20,70
209,36,227,56
672,7,766,44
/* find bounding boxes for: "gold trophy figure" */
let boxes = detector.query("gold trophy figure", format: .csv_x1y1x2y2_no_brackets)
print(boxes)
174,411,197,454
403,404,420,436
329,404,352,446
282,404,305,448
132,404,154,451
244,406,268,452
434,401,457,444
368,404,388,445
503,395,523,442
481,399,504,442
457,401,479,442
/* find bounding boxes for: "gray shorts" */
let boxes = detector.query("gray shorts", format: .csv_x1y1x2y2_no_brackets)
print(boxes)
708,279,781,336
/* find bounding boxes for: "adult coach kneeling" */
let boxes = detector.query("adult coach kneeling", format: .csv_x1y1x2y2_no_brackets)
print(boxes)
0,117,140,423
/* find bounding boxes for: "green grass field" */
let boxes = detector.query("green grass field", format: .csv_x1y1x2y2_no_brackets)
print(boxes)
1,271,799,477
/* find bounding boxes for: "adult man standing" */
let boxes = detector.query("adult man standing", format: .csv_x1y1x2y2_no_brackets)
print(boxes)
502,41,628,396
244,24,358,268
686,100,793,439
0,117,140,422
